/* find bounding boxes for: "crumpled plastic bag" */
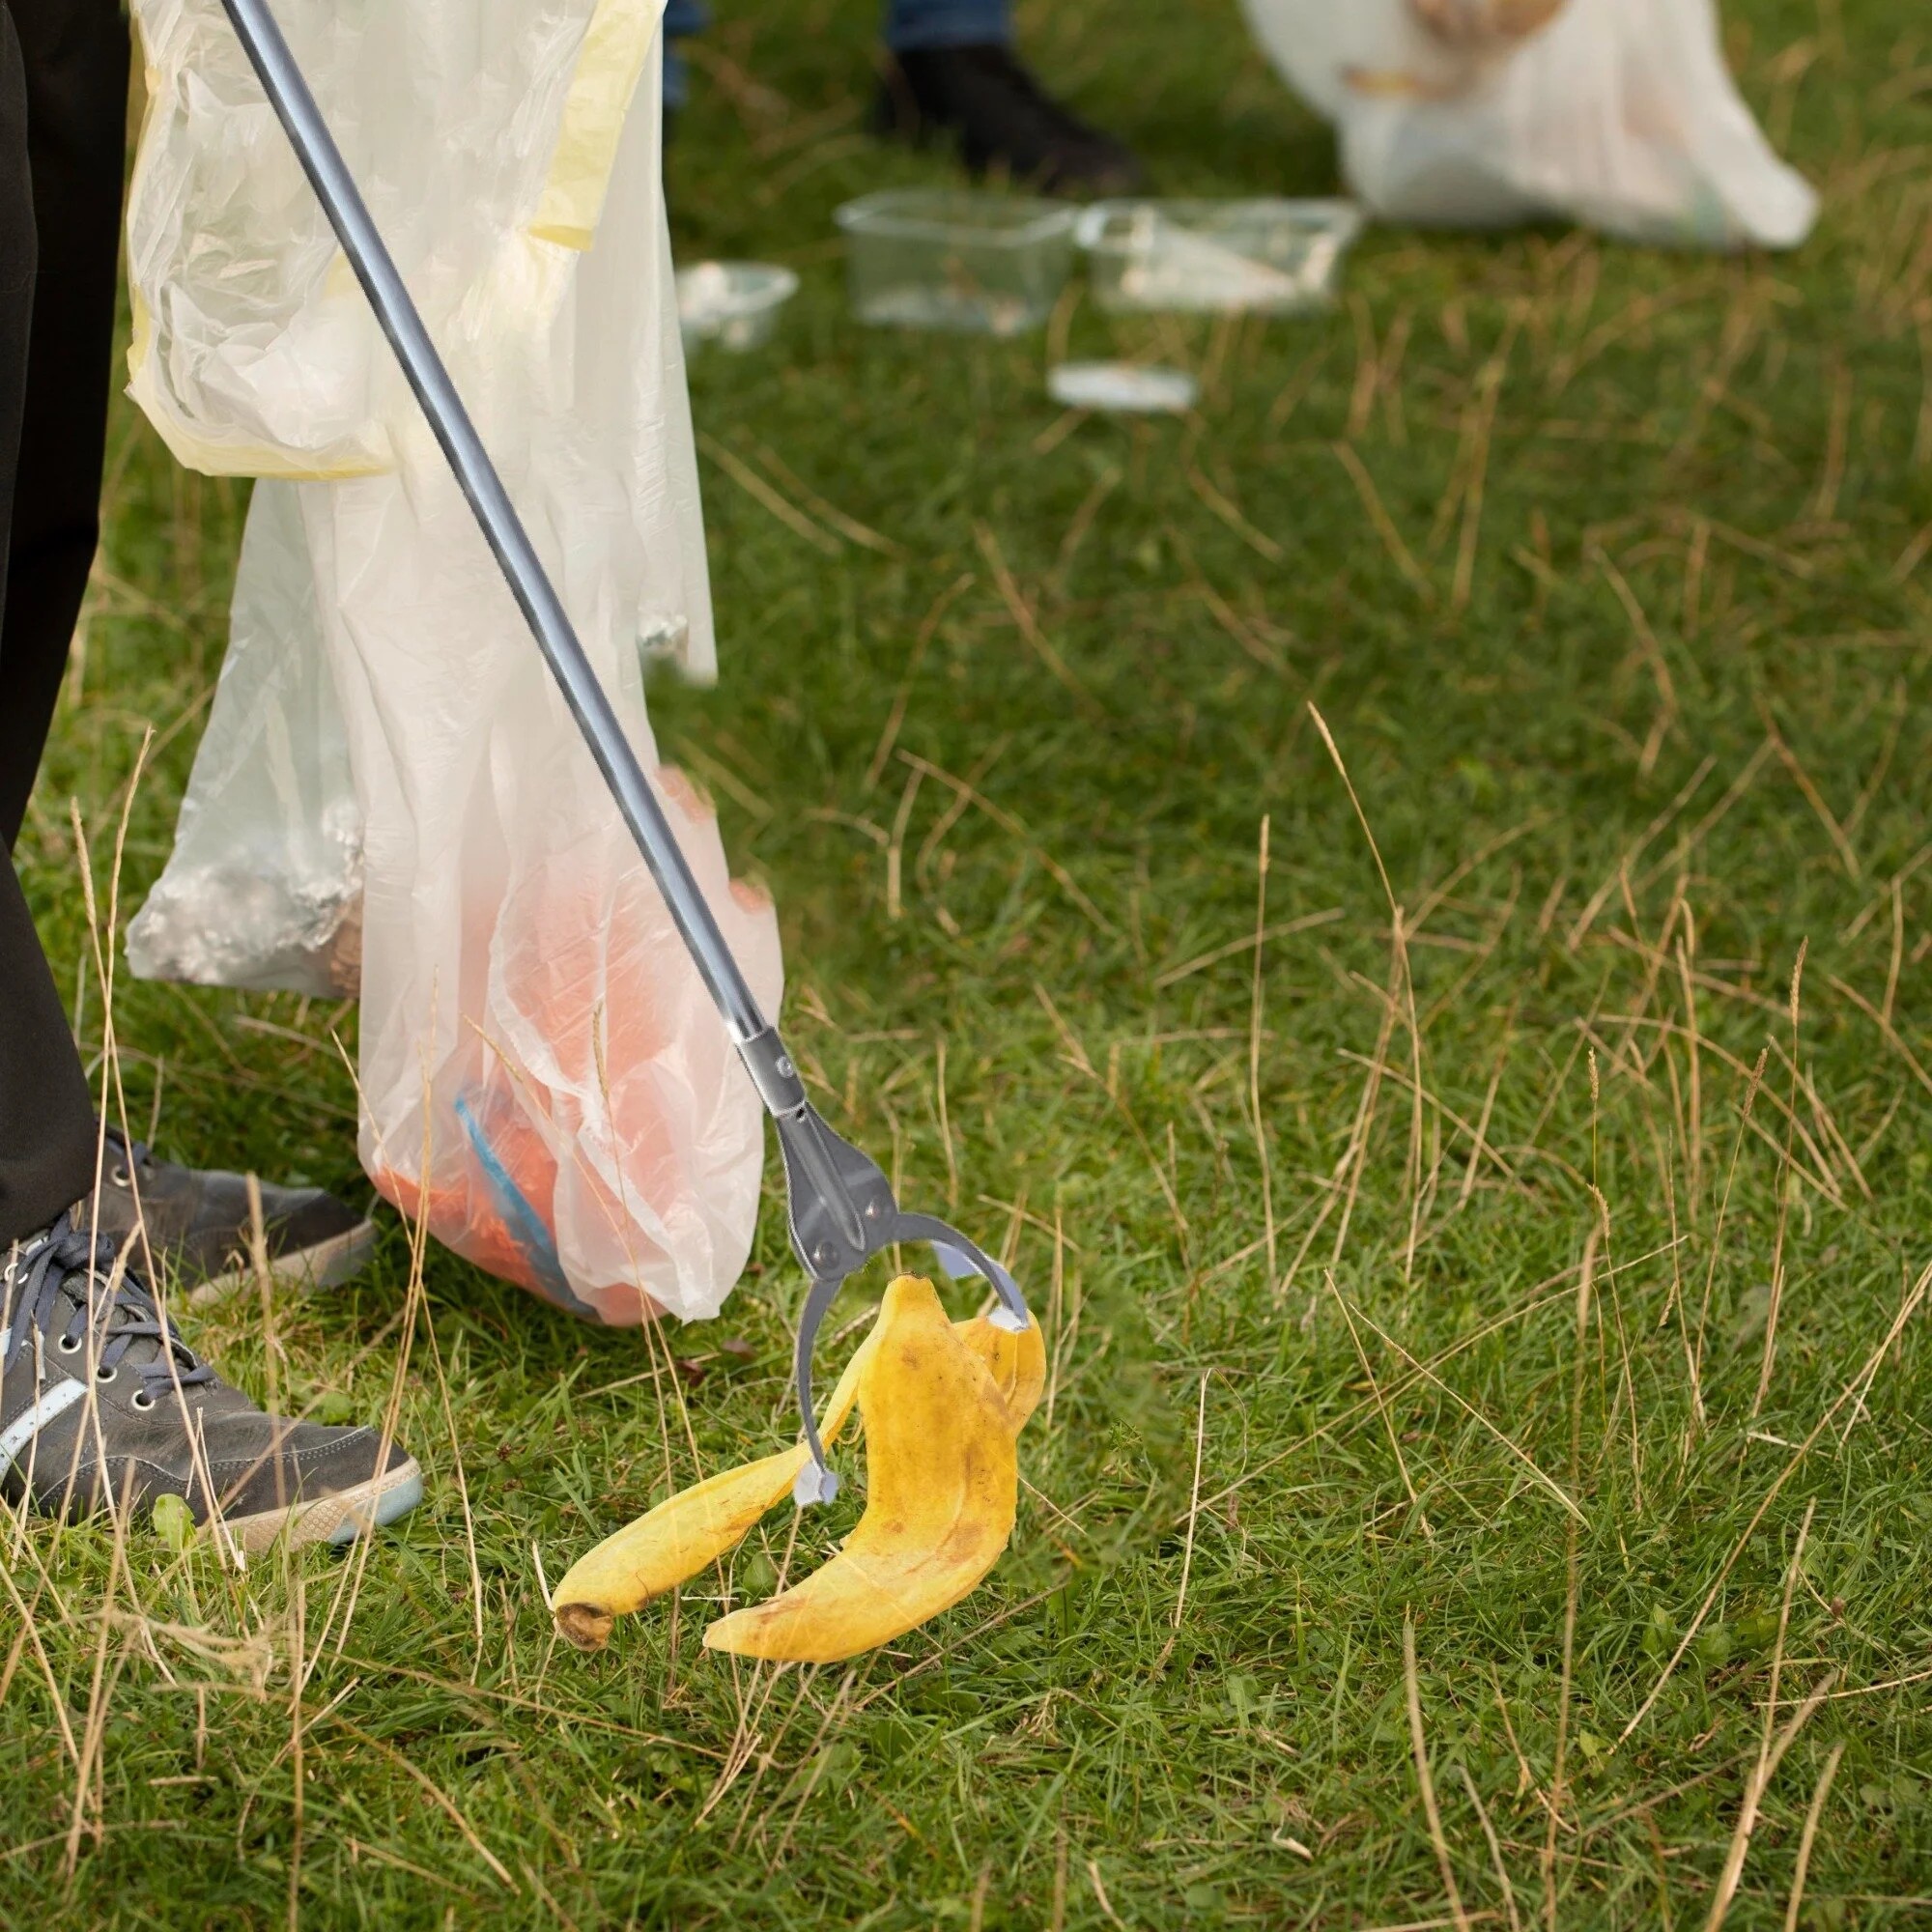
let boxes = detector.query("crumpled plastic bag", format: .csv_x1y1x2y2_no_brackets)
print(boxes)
126,483,364,998
1239,0,1818,250
125,0,781,1325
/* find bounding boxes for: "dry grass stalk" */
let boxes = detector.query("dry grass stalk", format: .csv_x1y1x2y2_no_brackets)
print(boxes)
1308,704,1428,1280
1185,462,1285,564
1690,1049,1769,1409
1348,1297,1586,1524
333,1717,517,1890
1751,943,1807,1420
1543,1220,1600,1930
1809,359,1853,523
1760,702,1861,880
1619,1259,1932,1750
898,749,1112,933
1327,1271,1431,1540
1333,442,1436,605
1202,1243,1687,1519
1704,1668,1835,1932
698,432,841,555
1449,307,1523,611
1634,740,1776,894
1153,1373,1210,1670
1567,756,1714,952
864,571,971,791
286,1572,305,1931
1594,550,1679,779
769,1671,861,1864
1249,817,1277,1293
973,522,1094,705
1183,543,1290,674
1087,1858,1128,1928
1154,908,1344,990
1827,970,1932,1104
1781,1742,1845,1932
1404,1619,1472,1932
737,432,902,555
1458,1763,1523,1932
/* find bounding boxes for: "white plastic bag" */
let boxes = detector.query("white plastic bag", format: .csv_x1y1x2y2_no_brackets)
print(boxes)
126,0,781,1325
1239,0,1817,250
125,484,360,998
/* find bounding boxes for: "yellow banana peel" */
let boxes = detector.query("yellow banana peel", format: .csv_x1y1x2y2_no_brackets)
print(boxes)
703,1276,1032,1664
956,1303,1047,1431
554,1277,1043,1659
552,1328,874,1651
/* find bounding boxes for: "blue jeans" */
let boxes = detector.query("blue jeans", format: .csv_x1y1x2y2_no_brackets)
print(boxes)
879,0,1011,50
664,0,1012,109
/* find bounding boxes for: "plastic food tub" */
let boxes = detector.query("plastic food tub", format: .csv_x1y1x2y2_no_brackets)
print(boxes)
1077,199,1364,315
835,190,1078,335
676,262,799,352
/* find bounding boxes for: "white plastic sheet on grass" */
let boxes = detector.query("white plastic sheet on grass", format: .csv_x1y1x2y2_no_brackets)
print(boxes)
125,0,781,1326
1239,0,1818,250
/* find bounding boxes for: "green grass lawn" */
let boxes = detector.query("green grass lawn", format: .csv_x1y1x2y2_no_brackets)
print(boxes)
11,0,1932,1922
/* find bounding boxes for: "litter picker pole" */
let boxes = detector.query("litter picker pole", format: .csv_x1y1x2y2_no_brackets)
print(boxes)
218,0,1030,1500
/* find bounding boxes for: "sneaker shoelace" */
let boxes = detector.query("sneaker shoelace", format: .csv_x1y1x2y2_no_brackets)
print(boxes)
1,1211,215,1408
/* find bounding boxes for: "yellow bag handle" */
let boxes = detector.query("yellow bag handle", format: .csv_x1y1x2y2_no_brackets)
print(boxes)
530,0,665,250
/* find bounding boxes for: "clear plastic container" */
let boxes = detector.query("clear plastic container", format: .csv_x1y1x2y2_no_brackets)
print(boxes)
1077,199,1365,316
836,190,1078,336
676,262,799,352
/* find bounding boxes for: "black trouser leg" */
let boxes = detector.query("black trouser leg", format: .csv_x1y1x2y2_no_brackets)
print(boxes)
0,0,128,847
0,0,125,1247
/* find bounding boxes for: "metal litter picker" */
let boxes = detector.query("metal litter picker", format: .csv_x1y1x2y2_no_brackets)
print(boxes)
215,0,1032,1503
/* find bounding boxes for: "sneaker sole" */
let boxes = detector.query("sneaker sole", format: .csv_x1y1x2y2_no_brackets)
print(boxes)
188,1218,379,1308
222,1455,424,1556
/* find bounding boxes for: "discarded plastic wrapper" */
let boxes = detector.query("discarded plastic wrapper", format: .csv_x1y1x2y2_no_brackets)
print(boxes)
554,1278,1045,1661
124,0,779,1324
1239,0,1817,249
1047,362,1198,416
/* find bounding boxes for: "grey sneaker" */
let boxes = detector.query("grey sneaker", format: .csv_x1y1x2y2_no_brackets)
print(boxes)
86,1128,376,1304
0,1211,421,1554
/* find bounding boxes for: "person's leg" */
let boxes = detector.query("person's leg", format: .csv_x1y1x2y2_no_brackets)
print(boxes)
881,0,1010,53
0,0,376,1284
0,0,99,1250
0,1,419,1549
662,0,708,118
873,0,1143,195
0,0,128,853
0,866,98,1247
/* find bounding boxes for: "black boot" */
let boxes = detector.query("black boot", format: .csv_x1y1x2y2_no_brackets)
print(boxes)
0,1210,420,1553
874,44,1146,198
84,1127,375,1303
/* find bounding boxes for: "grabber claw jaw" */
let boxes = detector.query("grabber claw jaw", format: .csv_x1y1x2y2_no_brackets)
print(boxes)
773,1104,1032,1507
793,1458,840,1508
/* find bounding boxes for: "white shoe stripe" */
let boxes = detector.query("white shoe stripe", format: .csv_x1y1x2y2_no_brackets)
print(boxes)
0,1378,88,1477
